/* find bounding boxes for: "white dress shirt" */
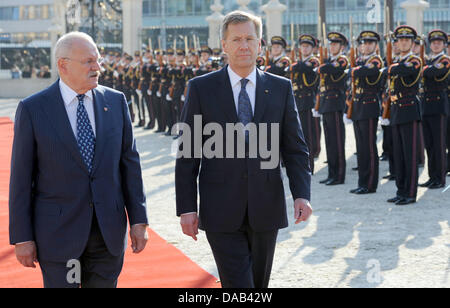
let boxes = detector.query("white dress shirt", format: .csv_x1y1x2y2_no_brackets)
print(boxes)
227,65,257,115
59,79,96,139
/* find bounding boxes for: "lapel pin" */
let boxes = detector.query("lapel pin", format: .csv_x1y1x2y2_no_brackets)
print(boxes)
104,107,108,112
264,89,269,94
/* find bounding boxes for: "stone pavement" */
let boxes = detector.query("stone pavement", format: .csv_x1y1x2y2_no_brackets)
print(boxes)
1,98,449,287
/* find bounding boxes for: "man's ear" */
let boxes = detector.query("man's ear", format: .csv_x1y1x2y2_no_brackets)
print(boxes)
221,39,227,54
57,58,66,75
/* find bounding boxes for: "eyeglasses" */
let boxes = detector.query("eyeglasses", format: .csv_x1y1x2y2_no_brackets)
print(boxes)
62,57,104,66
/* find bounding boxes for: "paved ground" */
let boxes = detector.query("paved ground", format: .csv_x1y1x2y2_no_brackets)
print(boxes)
1,97,449,288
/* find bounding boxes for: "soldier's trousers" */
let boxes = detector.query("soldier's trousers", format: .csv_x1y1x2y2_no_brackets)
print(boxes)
422,114,447,185
152,93,165,132
132,90,145,123
299,110,315,174
142,85,155,127
322,111,346,182
354,118,379,191
312,116,322,158
447,114,450,173
163,98,176,134
392,120,420,199
382,125,396,177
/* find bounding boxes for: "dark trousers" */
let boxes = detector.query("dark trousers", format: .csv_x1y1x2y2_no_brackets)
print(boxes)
132,90,145,123
142,85,155,127
322,111,346,182
153,94,165,131
312,116,322,158
382,125,396,176
354,118,379,191
38,212,124,288
206,214,278,288
392,121,420,199
422,114,447,184
163,98,176,134
447,114,450,172
299,110,315,174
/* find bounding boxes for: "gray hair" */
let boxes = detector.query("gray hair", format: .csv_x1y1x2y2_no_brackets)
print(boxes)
54,31,97,60
221,11,263,40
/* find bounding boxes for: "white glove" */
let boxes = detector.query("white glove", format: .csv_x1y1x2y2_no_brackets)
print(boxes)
380,118,390,126
343,114,353,125
147,89,152,96
311,108,321,118
136,89,142,97
166,94,172,101
156,91,161,98
181,95,185,102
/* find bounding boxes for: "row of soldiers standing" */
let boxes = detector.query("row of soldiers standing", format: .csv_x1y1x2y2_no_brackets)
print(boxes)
98,46,225,136
97,25,450,206
262,26,449,206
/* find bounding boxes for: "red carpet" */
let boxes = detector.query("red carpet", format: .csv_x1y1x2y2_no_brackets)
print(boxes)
0,117,219,288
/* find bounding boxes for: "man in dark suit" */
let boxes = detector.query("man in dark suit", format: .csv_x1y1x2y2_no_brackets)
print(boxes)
175,11,312,288
9,32,149,288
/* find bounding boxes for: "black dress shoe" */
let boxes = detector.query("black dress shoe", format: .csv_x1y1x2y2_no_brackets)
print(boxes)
350,187,362,193
326,179,344,186
352,166,358,171
319,178,331,184
395,198,416,205
387,196,402,203
428,182,445,189
383,174,395,181
380,154,388,161
419,179,433,187
355,188,376,194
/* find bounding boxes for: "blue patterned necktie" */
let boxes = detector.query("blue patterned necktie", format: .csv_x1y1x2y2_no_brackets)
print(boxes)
76,94,96,173
237,78,253,142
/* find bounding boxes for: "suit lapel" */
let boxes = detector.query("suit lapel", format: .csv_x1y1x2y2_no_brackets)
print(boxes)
41,80,89,174
253,68,269,124
90,87,109,176
217,65,239,123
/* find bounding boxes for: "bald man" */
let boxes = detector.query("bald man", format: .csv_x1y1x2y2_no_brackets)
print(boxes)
9,32,149,288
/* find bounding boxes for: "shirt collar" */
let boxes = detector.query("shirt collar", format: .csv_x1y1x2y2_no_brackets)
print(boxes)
400,51,413,61
431,51,445,61
227,65,257,88
59,79,93,107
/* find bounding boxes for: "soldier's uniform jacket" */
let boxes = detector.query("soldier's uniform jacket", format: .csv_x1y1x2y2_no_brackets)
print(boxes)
149,62,161,96
266,55,291,77
318,53,349,114
123,65,134,101
195,61,212,77
422,52,450,116
291,55,320,111
388,52,423,125
351,53,385,121
140,61,152,93
159,63,171,98
168,63,187,100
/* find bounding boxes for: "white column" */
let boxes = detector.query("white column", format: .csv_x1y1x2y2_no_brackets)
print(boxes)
122,0,143,55
49,0,67,80
261,0,287,42
236,0,253,14
206,0,225,48
400,0,429,35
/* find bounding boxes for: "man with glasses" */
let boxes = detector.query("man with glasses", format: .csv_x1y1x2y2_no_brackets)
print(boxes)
9,32,149,288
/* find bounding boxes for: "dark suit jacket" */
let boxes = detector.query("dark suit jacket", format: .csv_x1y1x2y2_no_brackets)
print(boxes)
175,66,311,233
9,80,148,262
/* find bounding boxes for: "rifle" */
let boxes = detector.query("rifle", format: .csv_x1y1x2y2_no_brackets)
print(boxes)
315,21,327,111
346,17,356,119
382,32,393,119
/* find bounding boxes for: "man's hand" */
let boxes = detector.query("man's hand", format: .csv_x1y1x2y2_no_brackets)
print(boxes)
180,213,199,241
294,198,313,224
15,241,37,268
130,224,149,253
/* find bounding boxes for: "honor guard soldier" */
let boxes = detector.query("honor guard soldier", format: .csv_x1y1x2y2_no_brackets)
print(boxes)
385,25,423,205
151,50,165,132
419,29,449,189
292,34,320,174
140,49,155,130
168,49,188,133
266,36,291,77
123,55,136,123
132,51,146,127
348,30,384,194
196,46,213,77
317,32,349,185
159,48,175,135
